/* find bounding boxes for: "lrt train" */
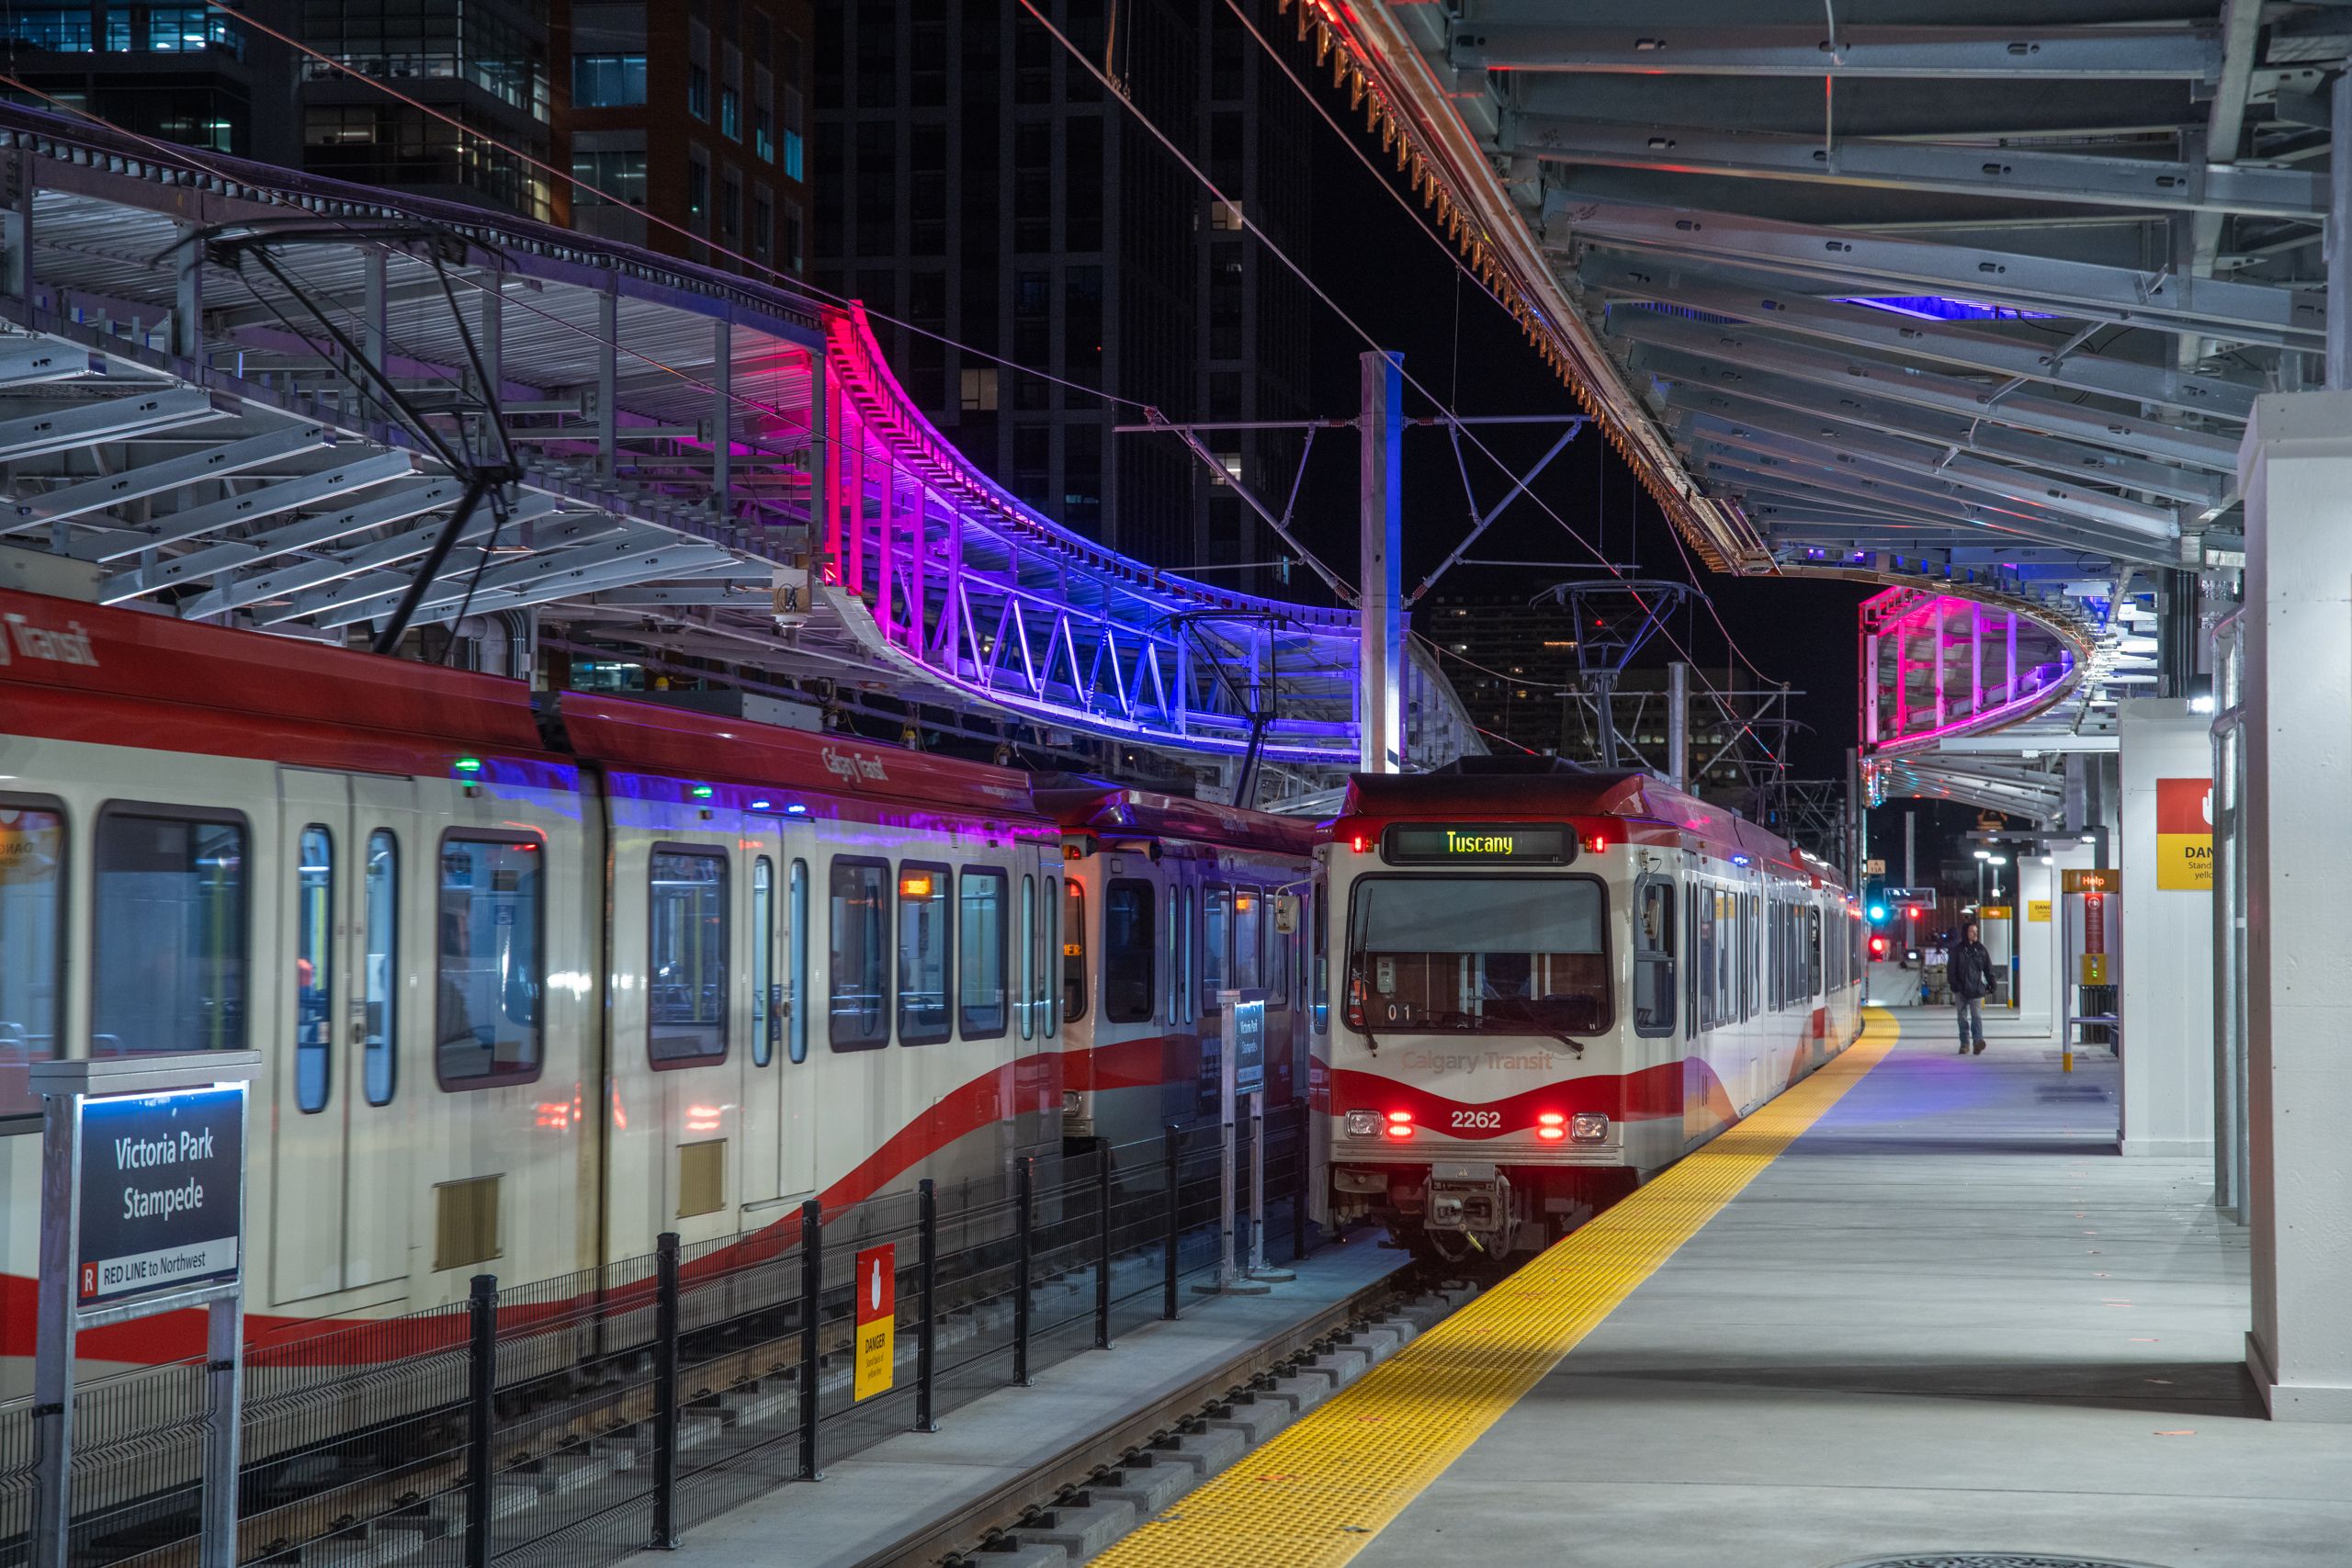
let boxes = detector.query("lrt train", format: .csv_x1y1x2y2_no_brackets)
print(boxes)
0,585,1313,1380
1044,787,1319,1142
1319,760,1864,1262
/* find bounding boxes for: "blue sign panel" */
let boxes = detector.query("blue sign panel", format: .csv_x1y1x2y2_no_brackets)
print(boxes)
1230,999,1267,1096
76,1086,243,1307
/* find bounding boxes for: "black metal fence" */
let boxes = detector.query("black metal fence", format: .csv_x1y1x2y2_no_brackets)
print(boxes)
0,1108,1314,1568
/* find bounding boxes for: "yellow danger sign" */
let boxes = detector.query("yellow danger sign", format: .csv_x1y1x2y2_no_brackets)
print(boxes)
853,1244,895,1402
2155,778,2213,891
2027,899,2052,924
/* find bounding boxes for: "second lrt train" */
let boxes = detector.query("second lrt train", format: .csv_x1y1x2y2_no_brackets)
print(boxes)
1317,761,1864,1262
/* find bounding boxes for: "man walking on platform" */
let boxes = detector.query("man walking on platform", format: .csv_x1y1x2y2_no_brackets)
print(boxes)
1950,921,1996,1055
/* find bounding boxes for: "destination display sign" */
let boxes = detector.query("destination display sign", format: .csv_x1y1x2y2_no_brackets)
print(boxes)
75,1085,243,1307
1382,823,1574,865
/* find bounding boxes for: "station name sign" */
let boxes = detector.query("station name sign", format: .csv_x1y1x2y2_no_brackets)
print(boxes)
76,1086,243,1306
1383,823,1574,865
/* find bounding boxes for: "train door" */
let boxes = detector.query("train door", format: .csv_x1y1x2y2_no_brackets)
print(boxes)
769,828,818,1201
272,767,418,1304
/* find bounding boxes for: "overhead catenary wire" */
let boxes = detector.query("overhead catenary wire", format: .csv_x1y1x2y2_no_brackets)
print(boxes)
200,0,1153,415
1220,0,1792,707
1029,0,1792,767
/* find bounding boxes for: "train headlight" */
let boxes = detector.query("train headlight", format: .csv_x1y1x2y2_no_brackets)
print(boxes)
1062,1091,1082,1113
1569,1111,1609,1144
1345,1110,1379,1136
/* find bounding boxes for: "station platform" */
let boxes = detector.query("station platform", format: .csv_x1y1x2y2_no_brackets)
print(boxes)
638,1232,1408,1568
1102,1009,2352,1568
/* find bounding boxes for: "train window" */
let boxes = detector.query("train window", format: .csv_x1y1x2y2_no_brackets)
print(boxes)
435,833,544,1088
0,801,66,1091
1633,877,1676,1037
958,867,1008,1038
1705,891,1723,1030
1310,889,1328,1035
92,807,248,1056
1018,874,1035,1042
787,860,809,1063
752,857,775,1067
650,847,729,1066
1348,875,1610,1035
1266,895,1291,1013
830,856,891,1051
1164,885,1181,1024
1103,878,1155,1023
898,862,953,1045
1046,874,1062,1039
363,830,398,1105
1202,886,1230,1010
1185,888,1204,1024
1808,907,1823,998
1233,888,1263,991
295,825,334,1112
1061,879,1087,1023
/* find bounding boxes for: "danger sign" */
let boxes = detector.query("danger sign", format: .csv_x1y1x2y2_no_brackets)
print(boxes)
853,1244,895,1402
2155,777,2213,892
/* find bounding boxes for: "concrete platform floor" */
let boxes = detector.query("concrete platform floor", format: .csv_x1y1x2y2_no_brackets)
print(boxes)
647,1233,1405,1568
1352,1008,2352,1568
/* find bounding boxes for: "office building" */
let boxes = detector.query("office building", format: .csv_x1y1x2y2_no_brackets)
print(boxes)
814,2,1312,579
558,0,814,276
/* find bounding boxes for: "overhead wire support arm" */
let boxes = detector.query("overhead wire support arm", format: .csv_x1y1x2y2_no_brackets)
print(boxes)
1142,407,1356,605
1408,418,1585,605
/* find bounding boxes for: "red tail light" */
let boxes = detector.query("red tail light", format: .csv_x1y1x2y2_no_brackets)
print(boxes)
1583,829,1609,853
1537,1110,1566,1142
1537,1127,1566,1141
1384,1110,1414,1140
1351,834,1369,853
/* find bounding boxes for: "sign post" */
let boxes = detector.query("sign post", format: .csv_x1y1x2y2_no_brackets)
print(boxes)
1203,991,1273,1295
852,1244,895,1402
31,1052,257,1568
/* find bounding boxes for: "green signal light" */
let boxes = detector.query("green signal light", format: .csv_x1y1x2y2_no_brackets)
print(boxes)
691,784,715,800
454,757,484,774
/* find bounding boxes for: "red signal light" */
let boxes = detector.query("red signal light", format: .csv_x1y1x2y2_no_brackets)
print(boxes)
1870,936,1889,956
1583,830,1609,853
1351,835,1369,853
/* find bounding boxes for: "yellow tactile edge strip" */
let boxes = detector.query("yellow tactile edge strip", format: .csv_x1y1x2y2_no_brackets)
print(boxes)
1095,1010,1903,1568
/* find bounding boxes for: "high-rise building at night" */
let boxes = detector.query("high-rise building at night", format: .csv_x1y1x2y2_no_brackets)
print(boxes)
813,2,1313,583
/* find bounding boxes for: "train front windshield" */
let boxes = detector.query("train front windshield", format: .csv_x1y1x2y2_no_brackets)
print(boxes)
1349,876,1609,1035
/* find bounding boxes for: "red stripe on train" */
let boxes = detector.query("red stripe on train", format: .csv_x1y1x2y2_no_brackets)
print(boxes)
1329,1057,1729,1138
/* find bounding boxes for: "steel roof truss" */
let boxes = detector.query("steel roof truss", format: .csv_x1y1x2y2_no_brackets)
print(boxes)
0,386,220,464
1453,23,2222,80
1550,197,2325,346
1681,413,2179,541
1657,372,2226,510
1580,255,2261,422
1613,311,2239,470
6,422,334,534
1515,118,2320,219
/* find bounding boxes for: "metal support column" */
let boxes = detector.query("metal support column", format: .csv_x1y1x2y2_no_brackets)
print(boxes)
712,320,731,518
2332,73,2352,388
1668,661,1690,789
174,221,202,362
596,288,618,482
2159,567,2199,696
1358,350,1404,773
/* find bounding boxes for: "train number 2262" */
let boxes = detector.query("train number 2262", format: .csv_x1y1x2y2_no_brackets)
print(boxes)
1449,1109,1501,1130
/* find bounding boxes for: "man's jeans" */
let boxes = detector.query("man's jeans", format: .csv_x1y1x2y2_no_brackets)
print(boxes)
1956,995,1985,1048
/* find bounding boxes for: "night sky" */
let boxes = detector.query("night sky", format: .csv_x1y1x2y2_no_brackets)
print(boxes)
1238,68,1871,783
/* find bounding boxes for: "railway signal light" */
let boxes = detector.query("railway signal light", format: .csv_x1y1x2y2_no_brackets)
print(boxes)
1867,902,1888,922
1870,935,1890,957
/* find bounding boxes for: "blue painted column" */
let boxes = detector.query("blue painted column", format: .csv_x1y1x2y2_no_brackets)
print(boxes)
1359,350,1403,773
